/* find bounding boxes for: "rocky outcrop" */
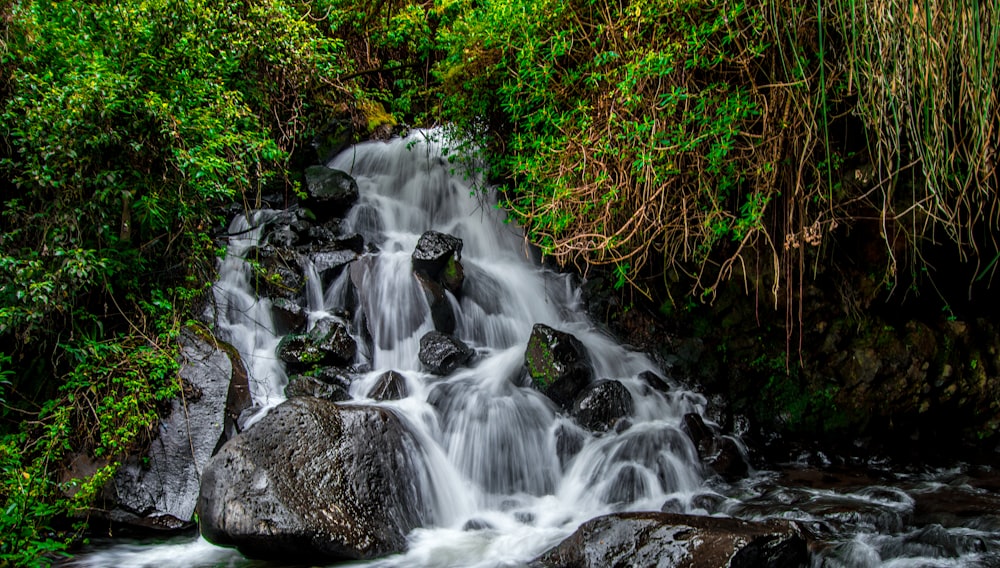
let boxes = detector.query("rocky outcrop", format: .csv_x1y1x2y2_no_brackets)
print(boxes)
248,245,306,301
198,398,428,562
682,413,750,481
95,328,250,530
418,331,474,375
524,324,594,410
285,374,351,401
530,512,808,568
572,379,634,432
276,318,357,373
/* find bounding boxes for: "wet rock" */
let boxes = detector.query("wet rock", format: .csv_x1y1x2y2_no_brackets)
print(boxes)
639,370,671,393
303,166,359,220
525,324,594,410
682,413,717,457
285,374,350,401
309,249,358,288
414,271,456,334
276,319,357,373
530,512,808,568
249,245,305,301
311,119,355,165
419,331,474,375
572,379,634,432
708,436,750,482
690,492,727,514
271,298,307,335
199,398,428,562
367,370,408,401
412,230,464,295
604,465,649,504
93,329,250,530
462,519,494,531
554,423,585,470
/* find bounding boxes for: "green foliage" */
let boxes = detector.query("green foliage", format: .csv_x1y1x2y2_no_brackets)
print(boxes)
752,353,847,435
0,0,369,560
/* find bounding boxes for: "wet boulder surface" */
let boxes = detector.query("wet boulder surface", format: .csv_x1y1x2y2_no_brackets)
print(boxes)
524,324,595,410
530,511,808,568
198,397,428,562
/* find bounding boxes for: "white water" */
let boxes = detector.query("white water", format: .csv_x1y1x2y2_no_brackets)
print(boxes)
63,132,1000,568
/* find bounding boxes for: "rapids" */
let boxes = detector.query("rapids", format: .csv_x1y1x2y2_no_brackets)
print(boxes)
62,132,1000,568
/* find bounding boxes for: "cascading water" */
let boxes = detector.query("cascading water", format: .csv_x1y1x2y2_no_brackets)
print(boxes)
64,131,1000,568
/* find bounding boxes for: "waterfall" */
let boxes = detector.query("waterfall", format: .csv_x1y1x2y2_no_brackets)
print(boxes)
210,131,709,564
64,131,1000,568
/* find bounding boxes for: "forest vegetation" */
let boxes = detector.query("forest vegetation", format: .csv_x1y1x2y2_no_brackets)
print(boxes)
1,0,997,563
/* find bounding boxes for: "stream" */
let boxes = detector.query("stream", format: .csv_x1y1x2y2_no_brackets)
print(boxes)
62,132,1000,567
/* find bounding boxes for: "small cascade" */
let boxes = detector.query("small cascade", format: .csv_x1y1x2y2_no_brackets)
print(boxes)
63,131,1000,568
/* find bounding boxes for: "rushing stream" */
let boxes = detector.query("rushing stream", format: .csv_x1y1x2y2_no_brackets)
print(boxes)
63,132,1000,567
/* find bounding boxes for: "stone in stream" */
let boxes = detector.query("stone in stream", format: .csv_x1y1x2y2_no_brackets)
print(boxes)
198,398,428,562
74,328,250,531
367,370,408,401
303,165,359,220
418,331,474,375
412,231,465,333
571,379,634,432
524,324,594,410
284,374,351,401
529,512,809,568
276,317,357,374
271,297,308,335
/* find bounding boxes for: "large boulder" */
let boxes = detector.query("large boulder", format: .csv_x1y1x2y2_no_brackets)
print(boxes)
525,324,594,409
303,166,359,219
412,230,463,285
198,398,428,562
276,318,357,373
572,379,634,432
419,331,474,375
94,329,250,530
248,245,306,301
530,512,808,568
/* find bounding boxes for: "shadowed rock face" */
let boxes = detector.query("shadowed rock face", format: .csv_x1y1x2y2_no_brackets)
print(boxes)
524,324,594,410
95,328,250,530
198,398,428,562
530,512,808,568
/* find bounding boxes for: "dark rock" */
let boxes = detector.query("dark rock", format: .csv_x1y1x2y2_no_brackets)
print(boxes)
285,374,350,401
414,271,456,334
524,324,594,410
463,519,494,531
660,498,684,514
419,331,474,376
309,249,358,288
303,166,359,220
312,366,354,391
554,423,585,470
248,245,305,301
682,413,717,457
94,329,249,530
708,436,750,482
572,379,634,432
603,465,648,504
276,319,357,373
690,492,726,514
266,226,299,248
311,119,355,165
412,231,464,288
271,298,307,335
639,370,671,393
529,512,808,568
367,370,408,401
199,399,428,562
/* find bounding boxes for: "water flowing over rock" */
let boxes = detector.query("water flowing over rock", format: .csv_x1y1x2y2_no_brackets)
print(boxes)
276,318,356,373
530,512,808,568
418,331,474,375
95,328,249,530
572,379,634,432
367,370,408,401
525,324,595,409
198,398,428,562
